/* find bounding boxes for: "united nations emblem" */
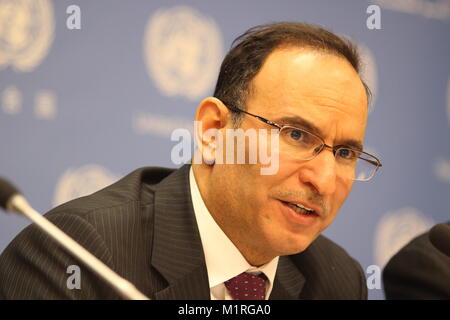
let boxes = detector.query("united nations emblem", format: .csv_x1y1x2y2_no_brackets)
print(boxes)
0,0,54,72
374,207,434,268
434,157,450,183
53,164,120,207
143,6,223,100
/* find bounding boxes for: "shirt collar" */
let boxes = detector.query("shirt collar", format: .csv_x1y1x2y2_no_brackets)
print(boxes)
189,166,279,289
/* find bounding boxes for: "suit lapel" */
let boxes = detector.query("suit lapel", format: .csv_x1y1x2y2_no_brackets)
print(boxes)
149,164,306,300
269,255,305,300
151,164,210,300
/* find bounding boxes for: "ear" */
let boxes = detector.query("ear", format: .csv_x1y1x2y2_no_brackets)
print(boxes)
194,97,230,165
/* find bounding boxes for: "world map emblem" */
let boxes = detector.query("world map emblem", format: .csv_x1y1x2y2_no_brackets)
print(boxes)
0,0,54,72
143,6,223,100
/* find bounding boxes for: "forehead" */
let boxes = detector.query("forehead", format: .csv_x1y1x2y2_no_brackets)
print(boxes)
247,47,368,140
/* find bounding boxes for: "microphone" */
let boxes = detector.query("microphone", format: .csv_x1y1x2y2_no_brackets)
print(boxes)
429,223,450,257
0,177,20,211
0,176,149,300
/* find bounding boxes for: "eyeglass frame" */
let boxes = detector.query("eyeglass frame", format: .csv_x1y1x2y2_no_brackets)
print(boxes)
223,103,382,181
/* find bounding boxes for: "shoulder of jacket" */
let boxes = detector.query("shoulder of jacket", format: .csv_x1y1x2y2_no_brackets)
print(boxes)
45,166,177,220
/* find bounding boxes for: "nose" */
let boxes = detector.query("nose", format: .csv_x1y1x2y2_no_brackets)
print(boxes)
298,148,337,195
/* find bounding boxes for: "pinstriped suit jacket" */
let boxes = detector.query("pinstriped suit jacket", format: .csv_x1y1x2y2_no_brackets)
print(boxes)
0,164,367,299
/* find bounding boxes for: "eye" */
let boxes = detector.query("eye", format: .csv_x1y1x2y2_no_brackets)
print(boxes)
337,148,358,160
289,129,304,141
281,127,317,148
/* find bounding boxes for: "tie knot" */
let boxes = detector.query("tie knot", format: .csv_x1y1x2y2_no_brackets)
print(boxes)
224,272,267,300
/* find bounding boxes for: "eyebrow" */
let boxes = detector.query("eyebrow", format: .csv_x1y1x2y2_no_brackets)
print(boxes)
275,115,364,151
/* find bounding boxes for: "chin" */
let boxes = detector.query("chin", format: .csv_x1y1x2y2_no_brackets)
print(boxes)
270,233,316,256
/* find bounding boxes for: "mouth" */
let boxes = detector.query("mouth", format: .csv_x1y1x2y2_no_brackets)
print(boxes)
278,200,321,226
282,201,316,215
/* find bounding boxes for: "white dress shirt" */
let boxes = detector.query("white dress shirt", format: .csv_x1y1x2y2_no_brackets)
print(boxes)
189,167,279,300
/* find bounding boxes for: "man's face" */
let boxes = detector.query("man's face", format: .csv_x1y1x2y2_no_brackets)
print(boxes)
213,47,368,259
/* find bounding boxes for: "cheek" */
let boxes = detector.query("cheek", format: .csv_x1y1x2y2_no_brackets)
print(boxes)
231,163,270,204
240,165,290,225
330,179,353,216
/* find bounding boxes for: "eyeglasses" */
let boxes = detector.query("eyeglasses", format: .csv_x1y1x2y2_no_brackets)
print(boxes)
224,103,382,182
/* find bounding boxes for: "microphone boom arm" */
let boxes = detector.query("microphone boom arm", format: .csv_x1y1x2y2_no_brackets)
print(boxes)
7,194,149,300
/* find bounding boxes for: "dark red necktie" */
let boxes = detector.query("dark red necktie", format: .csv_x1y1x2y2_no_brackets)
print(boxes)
224,272,267,300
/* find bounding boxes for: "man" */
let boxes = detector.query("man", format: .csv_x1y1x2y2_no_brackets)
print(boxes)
383,222,450,299
0,22,381,299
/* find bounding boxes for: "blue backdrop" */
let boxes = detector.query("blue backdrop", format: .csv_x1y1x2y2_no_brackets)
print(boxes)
1,0,450,300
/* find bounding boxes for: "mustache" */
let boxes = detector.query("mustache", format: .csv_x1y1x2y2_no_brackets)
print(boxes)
273,190,328,214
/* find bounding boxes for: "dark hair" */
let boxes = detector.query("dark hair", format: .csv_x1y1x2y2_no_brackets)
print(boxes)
213,22,371,126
